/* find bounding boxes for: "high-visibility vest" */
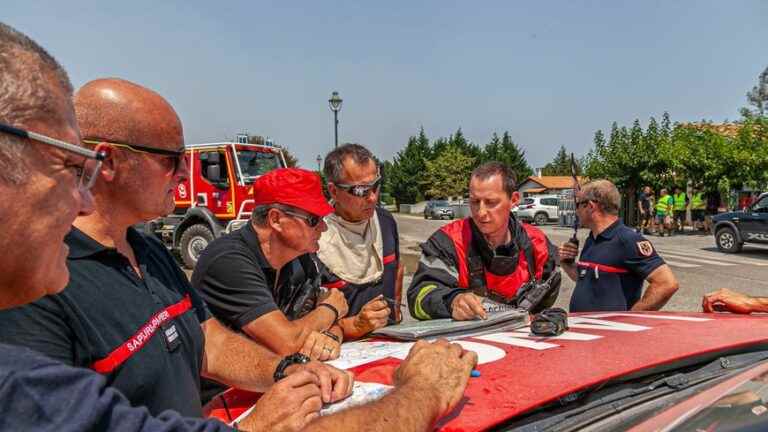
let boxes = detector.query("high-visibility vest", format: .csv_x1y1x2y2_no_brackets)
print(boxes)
673,193,687,211
656,195,673,215
691,193,705,210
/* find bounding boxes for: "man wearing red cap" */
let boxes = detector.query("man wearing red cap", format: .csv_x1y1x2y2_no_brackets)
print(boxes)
193,167,350,361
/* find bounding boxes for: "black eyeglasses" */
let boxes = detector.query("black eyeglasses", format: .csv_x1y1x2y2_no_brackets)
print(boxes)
82,138,186,174
0,122,106,190
282,209,322,228
335,176,382,198
576,200,591,208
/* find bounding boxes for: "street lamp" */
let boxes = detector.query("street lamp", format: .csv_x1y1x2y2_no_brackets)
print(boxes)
316,154,323,173
328,91,343,148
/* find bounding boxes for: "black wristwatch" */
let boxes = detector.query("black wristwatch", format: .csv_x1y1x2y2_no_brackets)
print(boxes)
273,353,311,382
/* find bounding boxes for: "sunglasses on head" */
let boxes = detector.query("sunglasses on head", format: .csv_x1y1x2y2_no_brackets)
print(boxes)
83,139,186,174
335,176,382,198
282,209,322,228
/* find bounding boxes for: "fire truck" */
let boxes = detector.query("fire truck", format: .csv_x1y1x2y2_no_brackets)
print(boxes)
149,137,286,268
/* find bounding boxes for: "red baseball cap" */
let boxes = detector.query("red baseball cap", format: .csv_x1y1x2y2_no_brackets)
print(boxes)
252,168,334,217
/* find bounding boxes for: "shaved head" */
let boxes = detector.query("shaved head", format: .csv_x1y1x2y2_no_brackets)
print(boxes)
74,78,183,151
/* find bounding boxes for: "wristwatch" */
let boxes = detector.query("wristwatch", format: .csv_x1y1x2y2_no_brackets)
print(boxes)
273,352,311,382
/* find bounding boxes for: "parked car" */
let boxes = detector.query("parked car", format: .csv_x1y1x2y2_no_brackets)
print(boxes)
712,191,768,253
514,195,559,225
207,311,768,431
424,200,454,220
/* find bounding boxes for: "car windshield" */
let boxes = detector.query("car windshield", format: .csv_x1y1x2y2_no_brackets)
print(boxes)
501,351,768,432
236,150,282,182
433,200,450,206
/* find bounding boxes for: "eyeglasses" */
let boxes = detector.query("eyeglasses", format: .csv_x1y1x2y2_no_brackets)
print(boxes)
82,139,186,174
0,122,106,190
335,176,382,198
576,200,591,208
282,209,322,228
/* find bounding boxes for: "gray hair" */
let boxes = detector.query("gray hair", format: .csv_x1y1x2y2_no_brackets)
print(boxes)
251,203,300,227
581,179,620,216
0,22,73,184
323,143,378,184
471,161,517,197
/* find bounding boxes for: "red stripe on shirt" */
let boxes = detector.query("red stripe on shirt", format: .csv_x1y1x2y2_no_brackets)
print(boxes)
323,280,348,289
383,254,396,265
577,261,629,274
90,295,192,374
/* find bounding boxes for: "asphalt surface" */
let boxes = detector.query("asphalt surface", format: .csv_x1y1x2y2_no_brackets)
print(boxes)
394,213,768,315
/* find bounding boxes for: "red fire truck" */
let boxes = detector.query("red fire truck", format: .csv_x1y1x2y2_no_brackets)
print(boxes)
149,140,286,268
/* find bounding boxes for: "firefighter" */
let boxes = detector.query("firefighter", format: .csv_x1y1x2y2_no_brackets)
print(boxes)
656,188,674,237
318,144,405,340
690,187,706,232
559,180,679,312
637,185,653,235
672,186,689,233
408,162,560,321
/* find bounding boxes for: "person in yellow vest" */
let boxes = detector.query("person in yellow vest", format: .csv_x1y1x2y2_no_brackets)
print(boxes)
690,187,706,233
672,187,689,234
656,188,674,237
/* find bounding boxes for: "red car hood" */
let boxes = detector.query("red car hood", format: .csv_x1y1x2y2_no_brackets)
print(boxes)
206,312,768,431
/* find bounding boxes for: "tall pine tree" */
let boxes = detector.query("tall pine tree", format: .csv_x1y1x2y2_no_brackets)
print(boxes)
541,145,571,176
387,127,431,205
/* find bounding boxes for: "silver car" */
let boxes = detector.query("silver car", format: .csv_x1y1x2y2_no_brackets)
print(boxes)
424,200,454,220
513,195,559,225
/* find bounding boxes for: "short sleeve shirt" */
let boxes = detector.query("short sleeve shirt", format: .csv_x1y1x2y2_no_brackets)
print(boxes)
0,227,210,417
569,221,665,312
638,192,651,211
192,222,321,330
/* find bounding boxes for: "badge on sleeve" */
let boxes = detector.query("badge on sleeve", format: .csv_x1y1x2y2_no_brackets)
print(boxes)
636,240,654,257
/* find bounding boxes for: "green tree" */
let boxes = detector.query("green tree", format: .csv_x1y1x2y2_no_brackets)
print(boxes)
274,144,299,167
541,145,571,176
747,65,768,116
482,131,533,180
387,127,431,205
448,128,482,163
423,145,476,198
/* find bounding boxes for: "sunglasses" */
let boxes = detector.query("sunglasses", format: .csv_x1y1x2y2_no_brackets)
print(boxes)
335,176,382,198
0,122,106,190
576,200,592,208
282,209,322,228
82,139,186,174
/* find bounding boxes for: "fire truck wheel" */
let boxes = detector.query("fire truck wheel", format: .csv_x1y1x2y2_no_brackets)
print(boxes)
180,224,214,269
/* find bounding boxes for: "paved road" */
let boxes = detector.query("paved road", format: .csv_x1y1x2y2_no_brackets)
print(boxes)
394,213,768,314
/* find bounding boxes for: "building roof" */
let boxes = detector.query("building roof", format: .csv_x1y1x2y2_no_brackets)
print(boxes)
521,176,584,189
679,122,743,138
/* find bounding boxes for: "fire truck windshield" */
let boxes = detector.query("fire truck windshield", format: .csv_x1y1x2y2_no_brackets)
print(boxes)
236,149,282,182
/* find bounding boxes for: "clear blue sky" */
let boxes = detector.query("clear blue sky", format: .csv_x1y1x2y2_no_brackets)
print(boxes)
6,1,767,169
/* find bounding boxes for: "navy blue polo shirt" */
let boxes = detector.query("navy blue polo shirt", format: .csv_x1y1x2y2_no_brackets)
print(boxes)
0,227,210,417
570,220,665,312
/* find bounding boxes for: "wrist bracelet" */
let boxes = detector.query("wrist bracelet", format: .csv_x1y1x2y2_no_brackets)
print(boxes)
317,302,339,323
321,329,341,343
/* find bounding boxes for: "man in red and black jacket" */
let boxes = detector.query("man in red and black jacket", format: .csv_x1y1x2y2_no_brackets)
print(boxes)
408,162,560,321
